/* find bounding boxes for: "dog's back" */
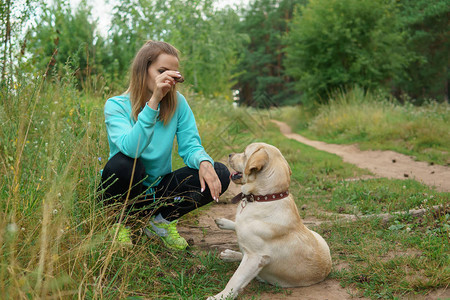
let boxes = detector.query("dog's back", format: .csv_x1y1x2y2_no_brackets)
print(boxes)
247,196,332,287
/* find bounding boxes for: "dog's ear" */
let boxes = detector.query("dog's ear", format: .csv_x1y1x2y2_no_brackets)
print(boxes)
244,148,269,175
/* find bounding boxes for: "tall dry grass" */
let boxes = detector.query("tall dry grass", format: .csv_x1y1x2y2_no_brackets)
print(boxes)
0,66,246,298
278,87,450,165
0,63,163,298
1,64,109,297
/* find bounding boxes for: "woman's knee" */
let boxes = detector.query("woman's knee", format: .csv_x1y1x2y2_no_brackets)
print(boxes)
103,152,145,181
99,152,147,201
214,162,230,194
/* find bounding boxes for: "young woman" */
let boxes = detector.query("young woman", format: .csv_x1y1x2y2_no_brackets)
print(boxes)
99,40,230,250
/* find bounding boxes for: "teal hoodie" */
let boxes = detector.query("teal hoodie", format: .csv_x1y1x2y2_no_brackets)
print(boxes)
104,92,214,187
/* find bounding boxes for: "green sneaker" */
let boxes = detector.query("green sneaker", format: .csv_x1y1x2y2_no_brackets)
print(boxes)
110,223,133,247
144,218,188,250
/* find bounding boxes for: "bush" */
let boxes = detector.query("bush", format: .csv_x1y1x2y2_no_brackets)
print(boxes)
284,0,410,106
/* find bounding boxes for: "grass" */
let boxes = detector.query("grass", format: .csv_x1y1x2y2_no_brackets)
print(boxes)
323,211,449,299
1,70,449,299
275,86,450,165
327,178,448,215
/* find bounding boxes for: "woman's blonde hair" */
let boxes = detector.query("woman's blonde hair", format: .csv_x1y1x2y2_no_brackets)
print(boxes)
126,40,179,125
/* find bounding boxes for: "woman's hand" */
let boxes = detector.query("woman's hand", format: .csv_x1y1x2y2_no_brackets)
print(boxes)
199,161,222,202
147,70,182,109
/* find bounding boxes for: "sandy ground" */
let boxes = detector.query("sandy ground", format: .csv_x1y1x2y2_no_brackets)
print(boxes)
179,120,450,299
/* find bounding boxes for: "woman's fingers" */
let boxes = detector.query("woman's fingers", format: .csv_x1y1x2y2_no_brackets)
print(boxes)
200,176,206,193
157,71,181,84
206,178,217,201
150,71,182,103
208,175,221,202
199,162,221,202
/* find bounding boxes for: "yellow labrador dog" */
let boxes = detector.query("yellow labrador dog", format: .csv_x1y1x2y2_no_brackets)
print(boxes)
207,143,331,300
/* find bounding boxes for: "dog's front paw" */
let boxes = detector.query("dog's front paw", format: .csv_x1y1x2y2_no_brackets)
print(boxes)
214,218,235,231
220,249,243,262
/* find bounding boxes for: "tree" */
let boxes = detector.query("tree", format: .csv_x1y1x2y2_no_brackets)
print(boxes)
27,0,99,86
163,0,244,97
103,0,160,89
104,0,244,97
394,0,449,103
284,0,409,105
234,0,302,107
1,0,39,111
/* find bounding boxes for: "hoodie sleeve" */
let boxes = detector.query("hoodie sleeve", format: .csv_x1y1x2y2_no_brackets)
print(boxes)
104,97,159,158
175,94,214,169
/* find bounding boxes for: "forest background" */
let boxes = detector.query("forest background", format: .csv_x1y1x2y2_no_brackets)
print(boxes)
2,0,448,107
0,0,449,299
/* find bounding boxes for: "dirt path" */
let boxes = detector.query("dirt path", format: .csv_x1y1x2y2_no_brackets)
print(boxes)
179,120,450,299
271,120,450,192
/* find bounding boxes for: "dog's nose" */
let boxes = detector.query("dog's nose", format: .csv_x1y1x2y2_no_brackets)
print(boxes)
229,153,233,158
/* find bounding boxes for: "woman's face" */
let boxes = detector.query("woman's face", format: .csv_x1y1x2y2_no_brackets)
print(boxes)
147,53,180,93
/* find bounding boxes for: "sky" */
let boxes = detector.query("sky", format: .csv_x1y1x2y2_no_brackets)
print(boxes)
69,0,245,37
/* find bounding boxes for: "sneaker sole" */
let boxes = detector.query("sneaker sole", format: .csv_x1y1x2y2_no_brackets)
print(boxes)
144,228,187,250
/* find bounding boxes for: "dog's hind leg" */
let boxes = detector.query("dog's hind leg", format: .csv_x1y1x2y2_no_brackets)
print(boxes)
220,249,243,262
215,218,236,231
207,253,270,300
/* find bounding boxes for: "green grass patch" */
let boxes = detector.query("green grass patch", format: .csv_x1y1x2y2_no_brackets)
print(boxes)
322,211,449,299
327,178,448,215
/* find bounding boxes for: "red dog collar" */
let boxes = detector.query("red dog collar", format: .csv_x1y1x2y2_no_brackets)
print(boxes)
231,191,289,204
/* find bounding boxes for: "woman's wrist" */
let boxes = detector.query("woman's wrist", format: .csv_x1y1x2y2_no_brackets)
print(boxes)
147,96,159,110
200,160,213,169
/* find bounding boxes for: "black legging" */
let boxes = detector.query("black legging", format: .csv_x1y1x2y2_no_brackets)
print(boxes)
99,152,230,221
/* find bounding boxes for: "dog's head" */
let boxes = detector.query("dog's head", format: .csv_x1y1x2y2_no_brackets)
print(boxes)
228,143,292,195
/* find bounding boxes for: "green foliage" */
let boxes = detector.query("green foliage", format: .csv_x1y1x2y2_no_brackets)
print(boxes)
394,0,450,103
233,0,303,107
20,0,244,98
104,0,161,90
284,0,409,106
105,0,244,97
1,0,40,114
27,0,101,89
6,0,449,108
163,0,245,98
1,0,38,78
